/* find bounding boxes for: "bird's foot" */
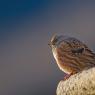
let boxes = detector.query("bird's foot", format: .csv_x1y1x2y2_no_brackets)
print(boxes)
63,74,71,80
63,73,73,81
63,71,78,81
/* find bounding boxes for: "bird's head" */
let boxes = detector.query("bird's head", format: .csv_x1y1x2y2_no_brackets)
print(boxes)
48,35,65,48
49,34,94,57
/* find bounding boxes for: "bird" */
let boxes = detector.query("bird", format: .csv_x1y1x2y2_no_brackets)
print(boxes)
49,35,95,79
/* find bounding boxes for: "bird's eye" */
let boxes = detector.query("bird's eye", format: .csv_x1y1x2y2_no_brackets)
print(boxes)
51,38,58,46
71,48,84,54
53,38,58,44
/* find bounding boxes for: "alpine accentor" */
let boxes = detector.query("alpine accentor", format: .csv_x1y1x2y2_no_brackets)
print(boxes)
49,35,95,79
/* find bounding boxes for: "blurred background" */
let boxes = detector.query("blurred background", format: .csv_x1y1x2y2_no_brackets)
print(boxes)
0,0,95,95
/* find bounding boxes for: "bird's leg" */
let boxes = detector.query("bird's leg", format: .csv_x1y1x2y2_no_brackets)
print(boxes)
63,72,75,80
63,74,71,80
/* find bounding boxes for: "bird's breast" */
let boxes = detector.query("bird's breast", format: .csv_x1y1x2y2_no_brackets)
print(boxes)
52,48,65,71
52,48,59,62
52,48,72,74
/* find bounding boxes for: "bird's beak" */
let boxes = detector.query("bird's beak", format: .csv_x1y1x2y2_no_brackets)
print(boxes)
48,43,50,46
48,43,52,47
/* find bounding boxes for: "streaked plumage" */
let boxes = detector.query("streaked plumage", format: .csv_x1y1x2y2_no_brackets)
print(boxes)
49,35,95,77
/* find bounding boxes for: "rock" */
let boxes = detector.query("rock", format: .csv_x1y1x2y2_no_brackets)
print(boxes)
56,67,95,95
